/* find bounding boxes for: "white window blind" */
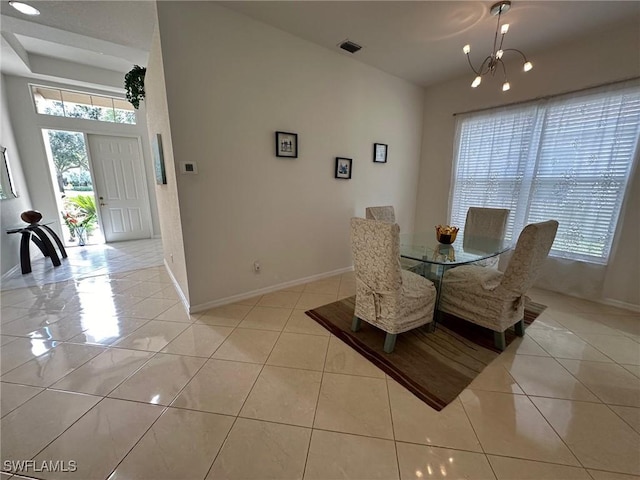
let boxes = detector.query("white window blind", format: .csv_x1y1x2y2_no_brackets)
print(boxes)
450,82,640,264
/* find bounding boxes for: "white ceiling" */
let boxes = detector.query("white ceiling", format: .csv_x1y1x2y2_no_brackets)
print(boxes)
1,1,638,88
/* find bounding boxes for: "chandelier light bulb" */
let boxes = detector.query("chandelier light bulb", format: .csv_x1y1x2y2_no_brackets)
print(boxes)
502,81,511,91
496,49,504,59
471,76,482,88
8,1,40,15
501,23,510,34
463,44,471,54
523,61,533,72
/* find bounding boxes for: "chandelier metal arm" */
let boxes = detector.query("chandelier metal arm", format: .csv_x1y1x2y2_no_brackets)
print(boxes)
501,48,530,63
498,32,506,52
465,53,481,76
491,10,502,56
499,58,507,81
478,56,493,76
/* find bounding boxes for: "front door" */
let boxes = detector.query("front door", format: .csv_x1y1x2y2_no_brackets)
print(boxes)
87,134,151,242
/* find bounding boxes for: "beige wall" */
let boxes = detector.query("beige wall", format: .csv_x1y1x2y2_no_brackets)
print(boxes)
0,74,33,275
155,2,425,309
416,21,640,307
145,23,190,303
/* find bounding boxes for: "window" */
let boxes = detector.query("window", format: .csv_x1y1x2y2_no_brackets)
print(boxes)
31,85,136,125
450,82,640,264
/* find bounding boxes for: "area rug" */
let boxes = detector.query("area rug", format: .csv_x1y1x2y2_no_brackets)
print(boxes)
305,296,546,411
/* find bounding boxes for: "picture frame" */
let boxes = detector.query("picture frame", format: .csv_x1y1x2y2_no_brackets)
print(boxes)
335,157,352,179
152,133,167,185
373,143,388,163
275,131,298,158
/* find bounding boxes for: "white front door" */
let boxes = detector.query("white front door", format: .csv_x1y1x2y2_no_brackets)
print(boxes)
87,134,151,242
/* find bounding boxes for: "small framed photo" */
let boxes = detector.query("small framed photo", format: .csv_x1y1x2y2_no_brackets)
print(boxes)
275,131,298,158
373,143,388,163
152,133,167,184
335,157,352,179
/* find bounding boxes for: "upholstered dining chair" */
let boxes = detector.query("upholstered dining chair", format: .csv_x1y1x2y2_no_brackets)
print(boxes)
439,220,558,350
464,207,510,268
350,217,437,353
365,206,396,223
365,205,422,273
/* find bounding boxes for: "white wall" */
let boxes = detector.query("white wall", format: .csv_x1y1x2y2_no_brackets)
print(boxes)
144,23,189,303
0,74,33,275
3,75,161,246
416,21,640,307
155,2,425,309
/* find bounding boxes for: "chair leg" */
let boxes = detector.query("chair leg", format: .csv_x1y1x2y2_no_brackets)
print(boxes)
514,319,525,337
427,321,436,333
493,331,506,351
383,333,397,353
351,316,362,332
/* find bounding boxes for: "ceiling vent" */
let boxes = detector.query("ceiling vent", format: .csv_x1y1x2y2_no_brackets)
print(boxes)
338,40,362,54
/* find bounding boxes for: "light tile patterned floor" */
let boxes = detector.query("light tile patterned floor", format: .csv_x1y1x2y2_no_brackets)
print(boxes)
1,250,639,479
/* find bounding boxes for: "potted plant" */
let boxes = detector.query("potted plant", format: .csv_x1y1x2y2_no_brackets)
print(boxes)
62,195,97,246
124,65,146,109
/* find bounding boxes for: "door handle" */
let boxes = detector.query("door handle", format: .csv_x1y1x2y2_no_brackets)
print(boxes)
99,196,107,207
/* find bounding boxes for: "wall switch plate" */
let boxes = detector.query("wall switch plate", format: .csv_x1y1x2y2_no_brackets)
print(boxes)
180,162,198,174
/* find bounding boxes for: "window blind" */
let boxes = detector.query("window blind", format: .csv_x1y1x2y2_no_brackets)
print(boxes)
450,83,640,264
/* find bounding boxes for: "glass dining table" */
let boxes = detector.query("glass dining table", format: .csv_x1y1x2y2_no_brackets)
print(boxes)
400,232,512,314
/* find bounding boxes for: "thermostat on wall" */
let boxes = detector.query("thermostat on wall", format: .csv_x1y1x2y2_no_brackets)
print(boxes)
180,161,198,174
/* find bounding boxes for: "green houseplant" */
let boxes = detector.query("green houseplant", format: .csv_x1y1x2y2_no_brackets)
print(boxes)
62,195,97,245
124,65,146,109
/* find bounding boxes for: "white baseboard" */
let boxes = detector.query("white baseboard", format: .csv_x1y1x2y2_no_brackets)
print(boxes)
189,266,354,314
536,286,640,313
1,263,22,282
599,297,640,313
162,260,190,313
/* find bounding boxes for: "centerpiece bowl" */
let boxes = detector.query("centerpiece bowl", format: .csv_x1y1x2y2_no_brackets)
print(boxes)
435,225,459,245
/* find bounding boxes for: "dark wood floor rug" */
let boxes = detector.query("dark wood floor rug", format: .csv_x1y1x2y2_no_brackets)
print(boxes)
305,296,546,411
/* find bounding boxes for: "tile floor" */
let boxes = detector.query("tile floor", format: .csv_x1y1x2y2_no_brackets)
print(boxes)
1,239,164,291
1,252,639,479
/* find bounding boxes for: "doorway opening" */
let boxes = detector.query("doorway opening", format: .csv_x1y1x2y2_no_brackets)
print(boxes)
42,129,104,247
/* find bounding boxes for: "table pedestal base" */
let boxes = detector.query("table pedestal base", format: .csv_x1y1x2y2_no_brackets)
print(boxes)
7,224,68,274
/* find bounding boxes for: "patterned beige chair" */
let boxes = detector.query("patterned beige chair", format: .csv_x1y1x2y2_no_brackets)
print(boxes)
350,217,437,353
439,220,558,350
463,207,510,268
366,205,422,273
365,206,395,223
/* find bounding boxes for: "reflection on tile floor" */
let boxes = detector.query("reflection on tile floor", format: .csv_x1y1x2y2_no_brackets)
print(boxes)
1,239,164,291
1,257,639,479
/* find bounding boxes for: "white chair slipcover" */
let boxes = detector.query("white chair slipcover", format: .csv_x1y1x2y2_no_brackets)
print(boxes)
365,206,396,223
350,217,436,353
439,220,558,350
463,207,510,268
365,205,422,273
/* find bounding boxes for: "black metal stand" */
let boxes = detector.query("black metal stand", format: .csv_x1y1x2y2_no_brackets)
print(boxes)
6,223,68,274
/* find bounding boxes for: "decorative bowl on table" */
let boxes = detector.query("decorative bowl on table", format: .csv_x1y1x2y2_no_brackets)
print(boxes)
435,225,459,245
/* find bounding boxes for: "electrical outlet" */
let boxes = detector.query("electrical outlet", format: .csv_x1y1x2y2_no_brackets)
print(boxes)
254,261,260,273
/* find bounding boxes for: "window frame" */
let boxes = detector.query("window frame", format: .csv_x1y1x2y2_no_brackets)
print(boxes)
30,84,137,125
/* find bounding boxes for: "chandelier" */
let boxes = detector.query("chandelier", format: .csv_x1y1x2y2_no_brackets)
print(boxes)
462,0,533,92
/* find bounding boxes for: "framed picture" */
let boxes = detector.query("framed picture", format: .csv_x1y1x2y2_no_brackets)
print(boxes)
373,143,388,163
152,133,167,185
275,131,298,158
335,157,352,179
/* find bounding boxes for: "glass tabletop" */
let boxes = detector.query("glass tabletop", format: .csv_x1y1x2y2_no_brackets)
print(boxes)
400,232,511,265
